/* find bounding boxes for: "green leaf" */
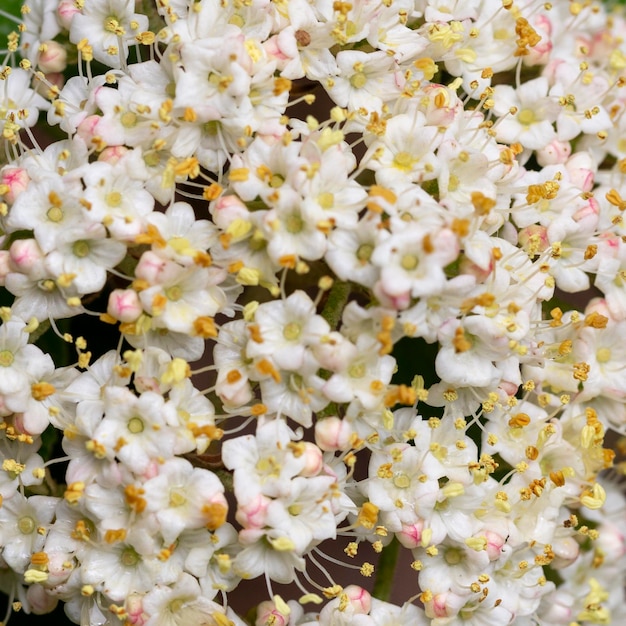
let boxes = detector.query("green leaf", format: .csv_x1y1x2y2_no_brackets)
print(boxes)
0,1,22,41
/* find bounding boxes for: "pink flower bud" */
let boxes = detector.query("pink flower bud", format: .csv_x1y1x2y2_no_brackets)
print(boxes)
77,115,102,144
1,167,30,204
597,522,626,560
26,584,58,615
255,601,288,626
44,72,65,90
565,153,595,190
38,40,67,73
107,289,143,323
539,591,574,622
299,441,323,476
536,139,571,166
9,239,45,274
311,331,357,371
315,416,354,451
518,225,549,255
45,551,75,586
425,593,450,619
211,194,248,229
135,251,179,285
125,593,148,625
0,250,9,284
57,0,81,29
483,530,506,560
236,493,270,529
99,145,129,164
397,521,425,549
343,585,371,614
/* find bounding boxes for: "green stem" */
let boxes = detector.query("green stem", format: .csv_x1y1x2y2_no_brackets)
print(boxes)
371,537,400,602
320,279,350,330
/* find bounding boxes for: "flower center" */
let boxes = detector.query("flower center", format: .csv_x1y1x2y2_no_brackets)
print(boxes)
269,173,285,188
72,240,90,258
38,279,56,292
203,120,220,136
127,416,144,434
283,322,302,341
285,214,304,234
18,515,36,534
47,206,64,222
318,192,334,209
168,599,186,613
165,285,183,301
0,349,14,367
350,71,367,89
392,472,411,489
348,362,365,378
120,547,141,567
169,489,187,507
106,191,122,207
392,151,416,171
356,243,374,262
596,347,611,363
401,254,419,271
444,547,463,565
121,111,137,128
518,108,536,126
288,503,302,515
104,15,124,35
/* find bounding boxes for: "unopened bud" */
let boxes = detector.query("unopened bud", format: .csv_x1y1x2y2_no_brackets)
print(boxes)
315,416,354,451
38,41,67,73
107,289,142,323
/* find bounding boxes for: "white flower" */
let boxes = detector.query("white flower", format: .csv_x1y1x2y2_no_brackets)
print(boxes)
492,77,560,150
0,319,50,414
69,0,149,69
44,223,127,295
0,69,49,140
93,387,177,475
142,458,228,544
246,290,330,371
0,492,58,573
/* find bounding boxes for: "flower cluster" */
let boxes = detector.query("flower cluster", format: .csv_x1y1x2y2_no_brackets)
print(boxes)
0,0,625,625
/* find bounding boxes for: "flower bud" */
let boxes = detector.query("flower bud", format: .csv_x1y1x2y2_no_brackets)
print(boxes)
57,0,81,29
9,239,45,275
211,194,248,229
342,585,371,614
256,600,288,626
99,145,129,164
518,225,549,256
397,521,425,549
44,72,65,90
299,441,323,476
551,535,579,568
311,331,357,371
26,584,58,615
45,551,75,587
135,251,180,285
0,251,9,285
536,139,571,166
236,493,270,529
315,416,354,451
1,167,30,204
38,41,67,74
483,530,506,560
538,591,574,622
107,289,143,323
